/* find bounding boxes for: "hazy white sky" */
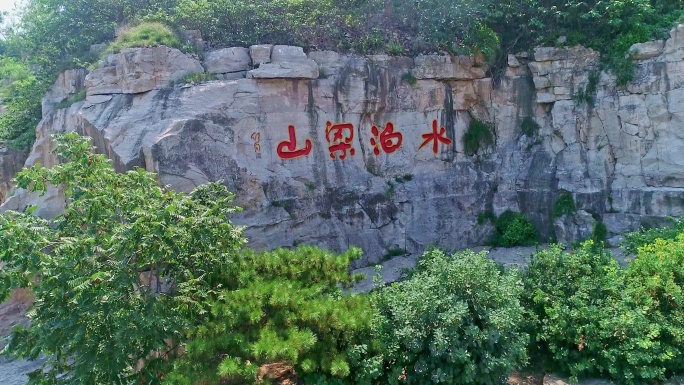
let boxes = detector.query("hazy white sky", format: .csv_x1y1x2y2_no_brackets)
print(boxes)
0,0,20,15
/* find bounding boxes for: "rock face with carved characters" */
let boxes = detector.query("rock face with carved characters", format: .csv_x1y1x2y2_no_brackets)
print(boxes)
4,27,684,265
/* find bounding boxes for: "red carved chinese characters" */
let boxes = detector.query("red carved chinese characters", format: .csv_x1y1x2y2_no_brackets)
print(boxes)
251,132,262,159
419,119,452,154
370,122,403,155
325,121,356,160
277,125,312,160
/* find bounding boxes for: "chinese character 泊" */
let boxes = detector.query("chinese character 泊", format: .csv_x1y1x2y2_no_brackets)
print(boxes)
370,122,403,155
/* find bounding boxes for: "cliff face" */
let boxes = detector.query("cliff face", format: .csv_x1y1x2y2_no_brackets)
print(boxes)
3,26,684,266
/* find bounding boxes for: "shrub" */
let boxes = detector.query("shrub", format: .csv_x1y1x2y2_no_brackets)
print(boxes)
401,72,417,85
463,118,494,156
0,56,45,149
591,221,607,244
491,210,537,247
179,72,218,85
525,242,666,384
106,22,181,53
553,191,576,218
477,210,497,225
624,236,684,375
54,89,86,109
520,116,540,137
361,248,528,385
165,246,372,385
623,216,684,254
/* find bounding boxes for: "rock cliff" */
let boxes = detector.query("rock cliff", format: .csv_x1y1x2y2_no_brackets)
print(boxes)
4,26,684,266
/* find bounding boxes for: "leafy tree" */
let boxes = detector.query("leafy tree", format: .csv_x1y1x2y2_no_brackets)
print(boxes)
359,248,528,385
0,133,247,384
0,56,44,148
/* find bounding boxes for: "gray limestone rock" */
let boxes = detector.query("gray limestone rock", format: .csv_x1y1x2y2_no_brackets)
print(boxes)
553,210,596,245
204,47,251,74
250,44,273,66
85,46,203,95
41,68,88,116
247,60,319,79
5,35,684,267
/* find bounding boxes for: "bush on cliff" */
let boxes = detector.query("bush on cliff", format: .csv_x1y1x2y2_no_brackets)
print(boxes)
490,210,538,247
106,22,182,53
357,248,528,385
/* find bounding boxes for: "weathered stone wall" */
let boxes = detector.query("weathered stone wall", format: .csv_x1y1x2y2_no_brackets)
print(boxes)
4,25,684,266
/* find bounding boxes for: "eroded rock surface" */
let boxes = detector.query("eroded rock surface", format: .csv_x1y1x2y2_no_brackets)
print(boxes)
5,25,684,266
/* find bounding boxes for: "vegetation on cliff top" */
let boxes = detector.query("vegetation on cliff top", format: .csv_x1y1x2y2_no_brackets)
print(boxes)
0,0,682,148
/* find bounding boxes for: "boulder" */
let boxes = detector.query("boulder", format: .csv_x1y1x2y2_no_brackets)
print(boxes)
204,47,251,74
271,45,307,61
85,46,204,95
247,45,319,79
41,68,88,116
629,40,665,60
553,210,596,245
250,44,273,66
411,54,486,80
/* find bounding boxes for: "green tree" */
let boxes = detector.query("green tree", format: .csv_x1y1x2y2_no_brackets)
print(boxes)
0,133,247,384
360,248,528,385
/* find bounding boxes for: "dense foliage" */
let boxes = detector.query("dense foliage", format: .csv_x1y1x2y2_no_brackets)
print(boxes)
525,242,674,384
623,216,684,254
624,236,684,376
0,133,247,384
490,210,538,247
361,248,528,385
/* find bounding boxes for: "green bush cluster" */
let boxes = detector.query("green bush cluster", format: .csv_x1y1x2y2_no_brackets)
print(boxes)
520,116,540,137
553,191,576,218
360,248,528,385
106,22,181,53
623,216,684,254
462,118,495,156
524,242,664,384
166,246,372,385
524,238,684,384
484,210,538,247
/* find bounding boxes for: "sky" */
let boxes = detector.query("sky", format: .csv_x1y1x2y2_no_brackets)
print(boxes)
0,0,19,14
